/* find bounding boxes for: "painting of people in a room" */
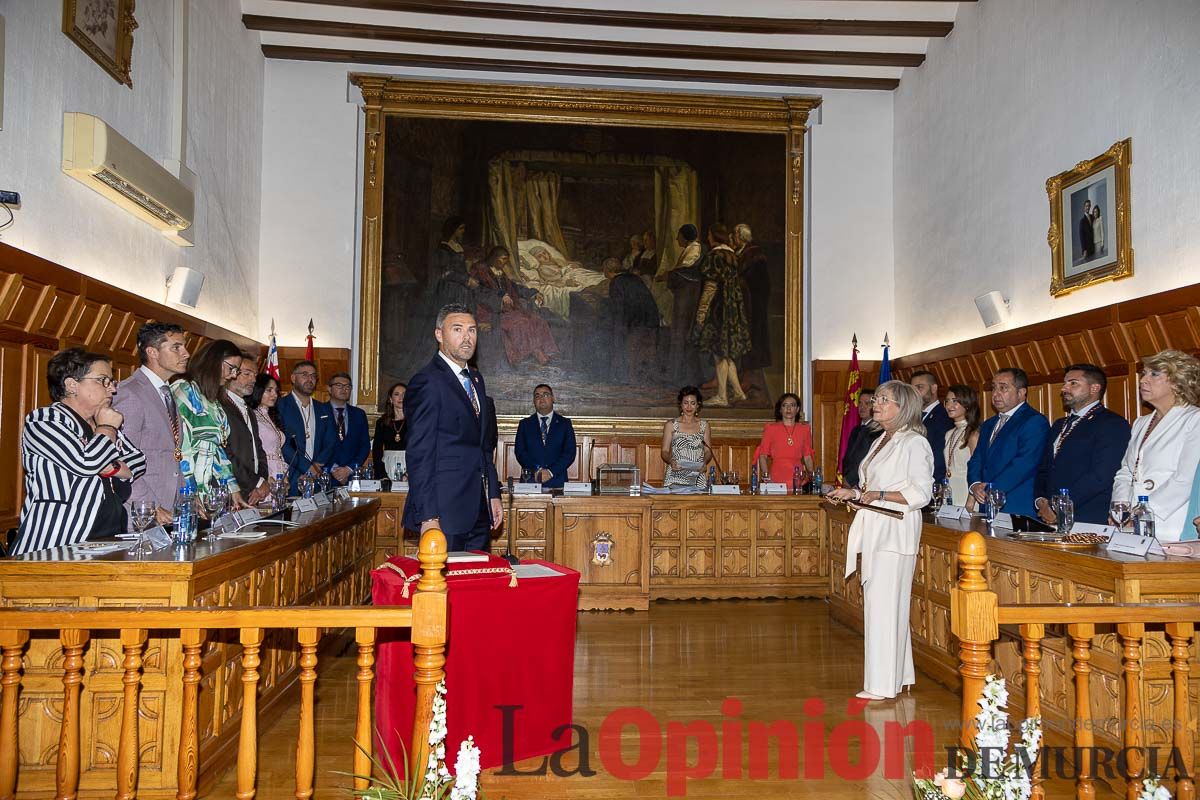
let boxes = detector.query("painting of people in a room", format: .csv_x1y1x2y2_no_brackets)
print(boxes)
376,118,786,417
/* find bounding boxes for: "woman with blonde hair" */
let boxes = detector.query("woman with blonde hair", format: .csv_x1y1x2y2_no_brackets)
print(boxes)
1111,349,1200,541
828,380,933,700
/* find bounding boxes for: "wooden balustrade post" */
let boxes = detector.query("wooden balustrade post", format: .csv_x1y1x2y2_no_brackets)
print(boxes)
410,528,449,777
1165,622,1195,800
177,629,205,800
1020,623,1045,800
353,627,376,791
950,531,998,748
115,629,147,800
56,629,89,800
1117,623,1145,800
237,628,264,800
1068,623,1097,800
294,627,319,800
0,630,29,800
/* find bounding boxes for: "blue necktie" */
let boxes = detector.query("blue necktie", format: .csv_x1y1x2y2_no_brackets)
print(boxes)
460,368,480,416
540,415,549,443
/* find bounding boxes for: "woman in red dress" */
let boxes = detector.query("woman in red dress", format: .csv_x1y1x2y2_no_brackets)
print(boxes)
754,393,815,484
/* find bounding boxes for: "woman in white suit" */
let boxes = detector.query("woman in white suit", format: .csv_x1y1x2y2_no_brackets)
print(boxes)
828,380,933,700
1111,349,1200,541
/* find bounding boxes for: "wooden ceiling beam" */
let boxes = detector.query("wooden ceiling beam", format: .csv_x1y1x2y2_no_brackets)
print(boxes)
280,0,956,37
261,45,901,91
243,15,925,67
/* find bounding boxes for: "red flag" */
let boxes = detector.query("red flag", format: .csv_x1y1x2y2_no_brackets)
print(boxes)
836,335,863,484
266,318,280,380
305,318,315,362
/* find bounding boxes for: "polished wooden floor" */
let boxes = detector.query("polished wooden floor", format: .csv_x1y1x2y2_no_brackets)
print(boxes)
210,599,1114,799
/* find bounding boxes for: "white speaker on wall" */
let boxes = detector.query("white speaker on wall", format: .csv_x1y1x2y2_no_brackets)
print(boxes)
165,266,204,308
974,291,1011,329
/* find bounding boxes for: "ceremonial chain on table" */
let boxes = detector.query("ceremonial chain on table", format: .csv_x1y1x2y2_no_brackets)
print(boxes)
858,431,894,493
1132,411,1165,490
380,561,517,597
1052,404,1099,457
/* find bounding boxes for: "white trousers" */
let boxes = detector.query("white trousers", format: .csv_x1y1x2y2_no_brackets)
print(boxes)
861,550,917,697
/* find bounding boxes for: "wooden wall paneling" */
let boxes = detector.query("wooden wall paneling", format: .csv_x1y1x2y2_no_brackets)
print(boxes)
1088,324,1129,365
0,342,24,526
1121,318,1163,361
1157,309,1200,351
1057,331,1094,365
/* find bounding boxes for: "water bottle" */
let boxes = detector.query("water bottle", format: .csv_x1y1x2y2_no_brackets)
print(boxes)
318,467,332,494
1132,496,1156,539
362,461,374,481
812,467,824,496
299,471,315,499
750,465,759,495
173,461,197,543
792,466,803,496
981,482,994,518
272,473,287,510
1054,488,1075,536
393,462,405,482
942,478,953,507
706,465,716,493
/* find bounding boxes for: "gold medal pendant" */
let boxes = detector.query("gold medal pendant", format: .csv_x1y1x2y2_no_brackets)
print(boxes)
787,437,794,446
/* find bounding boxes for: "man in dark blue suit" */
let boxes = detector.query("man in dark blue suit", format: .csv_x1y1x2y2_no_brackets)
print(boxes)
967,367,1051,518
277,360,336,493
514,384,577,489
325,372,371,485
1034,363,1131,525
402,303,502,552
910,370,954,482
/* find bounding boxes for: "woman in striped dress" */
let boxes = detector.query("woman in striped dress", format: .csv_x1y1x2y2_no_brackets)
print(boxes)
13,348,146,555
171,339,249,508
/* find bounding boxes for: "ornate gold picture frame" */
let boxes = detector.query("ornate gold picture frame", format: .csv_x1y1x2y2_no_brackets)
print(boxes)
62,0,137,88
1047,138,1133,298
349,76,818,435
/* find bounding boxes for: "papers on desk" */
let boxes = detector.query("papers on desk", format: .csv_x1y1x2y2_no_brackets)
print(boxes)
215,529,270,540
639,483,671,495
71,541,135,554
447,551,490,563
513,563,567,579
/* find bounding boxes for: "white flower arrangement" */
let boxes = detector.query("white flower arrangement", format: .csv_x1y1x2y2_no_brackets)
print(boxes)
914,675,1171,800
347,680,483,800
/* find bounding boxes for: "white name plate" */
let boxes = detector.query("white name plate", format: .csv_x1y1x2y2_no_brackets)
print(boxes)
294,497,319,513
336,487,351,501
563,481,592,494
513,482,543,494
1106,531,1166,557
350,479,382,492
937,504,970,520
144,525,172,549
711,485,741,495
1072,522,1115,537
991,512,1014,530
314,492,331,507
761,482,789,495
391,481,409,493
233,508,261,527
211,514,238,533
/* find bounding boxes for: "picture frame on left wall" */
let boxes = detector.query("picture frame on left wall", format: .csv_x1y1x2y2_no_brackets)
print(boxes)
62,0,137,88
1047,138,1133,298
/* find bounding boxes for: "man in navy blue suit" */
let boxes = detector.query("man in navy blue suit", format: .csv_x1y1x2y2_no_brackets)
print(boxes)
514,384,577,489
967,367,1051,518
277,360,336,493
325,372,371,485
910,370,954,482
402,303,502,552
1034,363,1131,525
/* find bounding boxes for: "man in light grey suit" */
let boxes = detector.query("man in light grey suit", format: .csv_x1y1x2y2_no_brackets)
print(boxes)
113,322,190,526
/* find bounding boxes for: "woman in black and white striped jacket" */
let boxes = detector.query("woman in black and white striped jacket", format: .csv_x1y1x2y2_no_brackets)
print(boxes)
12,348,147,556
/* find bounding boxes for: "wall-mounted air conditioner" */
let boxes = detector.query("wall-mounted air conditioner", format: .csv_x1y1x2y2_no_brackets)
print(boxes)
61,112,194,245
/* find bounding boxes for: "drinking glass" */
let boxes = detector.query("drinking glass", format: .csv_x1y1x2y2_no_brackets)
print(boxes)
129,500,156,558
930,481,944,511
985,488,1006,523
1109,500,1131,531
723,471,740,487
1053,496,1074,535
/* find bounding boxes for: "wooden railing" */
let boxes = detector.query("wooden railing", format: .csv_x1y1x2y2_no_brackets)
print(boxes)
0,529,448,800
951,531,1200,800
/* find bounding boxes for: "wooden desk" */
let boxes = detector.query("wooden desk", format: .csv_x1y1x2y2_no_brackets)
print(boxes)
363,491,827,610
0,499,378,799
824,503,1200,754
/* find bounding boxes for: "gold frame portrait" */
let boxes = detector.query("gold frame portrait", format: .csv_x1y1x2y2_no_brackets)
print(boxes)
1047,137,1133,298
349,75,819,436
62,0,137,88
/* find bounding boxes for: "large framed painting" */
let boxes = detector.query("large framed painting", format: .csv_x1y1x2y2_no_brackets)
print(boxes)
1047,138,1133,297
351,77,818,430
62,0,137,88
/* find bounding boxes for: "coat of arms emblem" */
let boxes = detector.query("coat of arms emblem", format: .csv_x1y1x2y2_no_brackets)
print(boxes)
591,531,615,566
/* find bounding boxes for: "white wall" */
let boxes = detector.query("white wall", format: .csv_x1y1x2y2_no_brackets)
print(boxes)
893,0,1200,357
0,0,263,337
257,63,898,356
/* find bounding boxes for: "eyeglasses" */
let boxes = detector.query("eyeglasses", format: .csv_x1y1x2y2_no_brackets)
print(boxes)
329,382,352,389
871,396,895,406
79,376,117,388
222,360,241,374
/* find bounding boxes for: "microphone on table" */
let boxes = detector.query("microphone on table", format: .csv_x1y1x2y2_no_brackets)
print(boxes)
502,476,519,566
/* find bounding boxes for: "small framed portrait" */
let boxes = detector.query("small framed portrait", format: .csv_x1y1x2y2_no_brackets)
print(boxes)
1046,138,1133,297
62,0,137,88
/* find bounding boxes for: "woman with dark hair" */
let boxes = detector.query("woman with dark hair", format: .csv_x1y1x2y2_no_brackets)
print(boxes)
661,386,711,490
171,339,249,508
472,245,558,367
943,384,982,507
691,223,751,407
373,381,408,478
247,373,287,480
13,348,146,555
754,393,815,484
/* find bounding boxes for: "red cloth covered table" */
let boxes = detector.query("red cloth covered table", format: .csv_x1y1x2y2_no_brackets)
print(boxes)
373,554,580,771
